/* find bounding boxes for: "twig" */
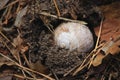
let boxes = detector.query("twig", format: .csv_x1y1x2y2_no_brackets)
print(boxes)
73,42,104,76
64,63,81,76
1,0,19,10
3,5,12,24
1,40,18,60
0,31,16,47
39,12,87,25
13,74,33,80
0,7,8,21
73,59,90,76
0,53,55,80
95,18,104,50
88,18,103,68
73,18,104,75
53,0,60,17
50,68,59,80
12,74,42,80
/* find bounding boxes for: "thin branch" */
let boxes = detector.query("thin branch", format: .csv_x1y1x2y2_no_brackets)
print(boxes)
53,0,61,17
0,53,55,80
0,31,16,47
88,18,104,68
39,12,87,25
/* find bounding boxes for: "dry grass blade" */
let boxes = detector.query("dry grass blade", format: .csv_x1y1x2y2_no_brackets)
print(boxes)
73,18,104,75
88,18,103,68
72,57,91,76
95,18,103,50
2,0,19,9
64,64,80,76
0,31,16,47
53,0,60,17
12,74,34,80
39,16,54,34
39,12,87,25
0,53,55,80
12,74,44,80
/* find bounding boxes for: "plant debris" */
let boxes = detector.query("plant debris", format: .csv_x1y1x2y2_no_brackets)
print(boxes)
0,0,120,80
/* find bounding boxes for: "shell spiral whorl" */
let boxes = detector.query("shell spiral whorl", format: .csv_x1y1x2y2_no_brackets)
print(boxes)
54,22,94,52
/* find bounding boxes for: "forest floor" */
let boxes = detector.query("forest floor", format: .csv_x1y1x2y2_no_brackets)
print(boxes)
0,0,120,80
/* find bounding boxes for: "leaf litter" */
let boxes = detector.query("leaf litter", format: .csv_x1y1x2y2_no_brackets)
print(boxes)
0,0,120,80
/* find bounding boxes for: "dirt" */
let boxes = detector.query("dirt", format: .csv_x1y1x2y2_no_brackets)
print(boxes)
19,0,101,76
0,0,120,80
13,0,120,80
20,14,87,75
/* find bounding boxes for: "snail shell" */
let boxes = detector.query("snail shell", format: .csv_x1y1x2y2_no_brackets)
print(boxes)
54,22,94,52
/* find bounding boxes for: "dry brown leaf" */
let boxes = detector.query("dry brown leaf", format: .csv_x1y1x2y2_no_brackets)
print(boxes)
13,35,23,47
29,61,48,74
94,19,120,42
20,45,28,53
92,36,120,66
107,39,120,55
14,6,28,27
0,56,15,67
11,35,23,60
92,51,105,67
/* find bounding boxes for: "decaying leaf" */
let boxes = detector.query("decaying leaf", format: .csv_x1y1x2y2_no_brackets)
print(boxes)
14,6,28,27
107,38,120,55
10,35,23,60
29,61,48,74
92,36,120,66
94,19,120,42
0,56,15,67
13,35,23,47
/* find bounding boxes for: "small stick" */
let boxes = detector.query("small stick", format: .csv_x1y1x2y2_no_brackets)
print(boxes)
53,0,61,17
0,31,16,47
12,74,41,80
0,53,55,80
1,0,19,10
88,18,103,68
64,64,80,76
95,18,103,50
39,12,87,25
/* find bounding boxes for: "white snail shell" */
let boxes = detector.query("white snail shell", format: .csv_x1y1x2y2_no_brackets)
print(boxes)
54,22,94,52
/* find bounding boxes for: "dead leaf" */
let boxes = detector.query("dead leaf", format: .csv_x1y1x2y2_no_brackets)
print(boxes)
14,6,28,27
69,8,77,20
20,45,28,53
13,35,23,47
107,39,120,55
11,35,23,60
0,56,15,67
29,61,48,74
92,36,120,66
94,19,120,42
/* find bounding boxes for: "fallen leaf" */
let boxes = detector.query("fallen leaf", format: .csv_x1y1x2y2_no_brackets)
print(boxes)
20,45,28,53
11,35,23,60
14,6,28,27
92,36,120,66
29,61,48,74
94,19,120,42
107,39,120,55
0,56,15,67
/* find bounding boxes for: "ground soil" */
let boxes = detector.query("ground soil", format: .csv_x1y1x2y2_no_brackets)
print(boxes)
0,0,120,80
